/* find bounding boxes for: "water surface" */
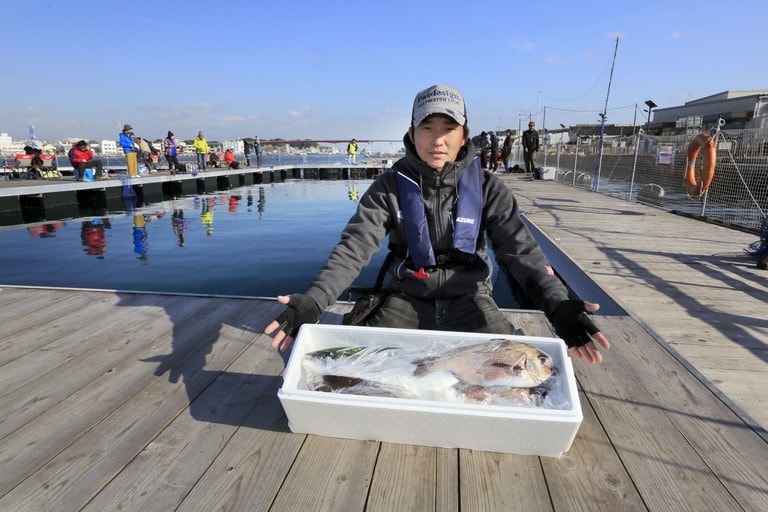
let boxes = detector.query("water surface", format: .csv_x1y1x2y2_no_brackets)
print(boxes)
0,179,518,306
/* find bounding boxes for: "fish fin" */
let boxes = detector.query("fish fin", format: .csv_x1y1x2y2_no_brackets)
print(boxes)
412,357,437,376
306,346,366,360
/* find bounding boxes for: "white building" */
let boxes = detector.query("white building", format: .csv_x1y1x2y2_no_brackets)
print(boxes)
651,90,768,133
0,132,26,155
101,140,119,155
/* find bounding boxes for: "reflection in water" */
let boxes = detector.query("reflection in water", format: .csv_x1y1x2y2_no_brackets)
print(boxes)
0,180,530,305
199,197,214,236
257,187,266,219
80,219,109,258
27,221,66,238
172,206,186,247
347,180,359,202
133,213,148,262
228,195,240,213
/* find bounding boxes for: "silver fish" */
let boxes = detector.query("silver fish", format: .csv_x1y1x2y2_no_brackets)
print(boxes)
411,339,555,388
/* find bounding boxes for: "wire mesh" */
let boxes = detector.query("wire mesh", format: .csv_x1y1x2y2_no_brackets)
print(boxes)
543,128,768,232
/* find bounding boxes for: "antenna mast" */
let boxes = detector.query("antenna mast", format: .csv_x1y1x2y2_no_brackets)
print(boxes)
593,36,620,191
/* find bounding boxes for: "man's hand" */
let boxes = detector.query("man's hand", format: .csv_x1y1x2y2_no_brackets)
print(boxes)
264,294,320,352
551,300,611,364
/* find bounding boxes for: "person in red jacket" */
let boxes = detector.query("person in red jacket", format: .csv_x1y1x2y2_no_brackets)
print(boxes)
224,148,240,169
69,140,106,180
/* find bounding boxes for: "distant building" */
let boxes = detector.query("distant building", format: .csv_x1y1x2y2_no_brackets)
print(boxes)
100,140,119,155
0,132,25,155
651,90,768,134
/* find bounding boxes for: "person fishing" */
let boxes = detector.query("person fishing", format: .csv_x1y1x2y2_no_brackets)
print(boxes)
264,84,611,364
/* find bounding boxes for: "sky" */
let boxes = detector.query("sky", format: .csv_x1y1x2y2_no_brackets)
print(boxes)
2,0,766,146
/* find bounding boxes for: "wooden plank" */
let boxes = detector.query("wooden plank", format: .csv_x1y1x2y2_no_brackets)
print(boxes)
268,436,379,512
0,293,180,399
173,372,304,511
0,294,201,439
366,443,438,511
81,328,285,511
542,390,646,511
435,448,459,512
0,287,44,311
0,290,116,366
596,317,768,510
0,297,262,500
503,310,645,511
459,450,552,511
574,317,751,511
0,288,103,340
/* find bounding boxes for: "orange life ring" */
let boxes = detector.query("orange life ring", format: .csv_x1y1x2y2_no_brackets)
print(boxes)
684,133,716,197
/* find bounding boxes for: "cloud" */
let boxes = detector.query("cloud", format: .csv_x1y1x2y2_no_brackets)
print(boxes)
544,54,567,65
217,115,248,126
507,40,535,52
287,104,320,119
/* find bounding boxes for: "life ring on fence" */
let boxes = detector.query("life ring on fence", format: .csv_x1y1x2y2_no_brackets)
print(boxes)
684,133,716,197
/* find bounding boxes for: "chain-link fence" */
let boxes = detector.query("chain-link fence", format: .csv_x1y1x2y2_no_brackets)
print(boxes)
537,128,768,234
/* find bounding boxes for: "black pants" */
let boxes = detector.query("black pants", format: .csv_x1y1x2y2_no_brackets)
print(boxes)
524,150,537,175
165,155,180,170
75,160,104,180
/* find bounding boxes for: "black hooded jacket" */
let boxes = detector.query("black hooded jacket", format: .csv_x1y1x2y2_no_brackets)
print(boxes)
304,134,569,318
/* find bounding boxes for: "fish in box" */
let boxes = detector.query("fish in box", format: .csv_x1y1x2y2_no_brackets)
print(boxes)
302,339,559,407
278,324,583,457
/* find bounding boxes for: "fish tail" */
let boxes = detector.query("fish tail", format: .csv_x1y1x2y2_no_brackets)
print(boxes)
320,375,365,391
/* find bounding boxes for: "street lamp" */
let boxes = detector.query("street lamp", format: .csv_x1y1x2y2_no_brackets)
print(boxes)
644,100,657,134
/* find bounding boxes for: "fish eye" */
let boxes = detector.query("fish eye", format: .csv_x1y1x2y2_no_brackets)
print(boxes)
539,356,549,365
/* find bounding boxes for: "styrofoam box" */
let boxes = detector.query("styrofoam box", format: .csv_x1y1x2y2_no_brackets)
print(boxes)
278,324,582,457
539,166,557,180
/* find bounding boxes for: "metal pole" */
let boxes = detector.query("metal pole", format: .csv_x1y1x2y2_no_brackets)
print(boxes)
542,106,548,168
632,103,638,135
594,113,607,191
594,36,619,192
517,112,522,167
573,138,579,186
628,129,642,201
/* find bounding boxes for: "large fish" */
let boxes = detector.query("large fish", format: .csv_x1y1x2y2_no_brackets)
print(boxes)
411,339,555,388
302,338,557,406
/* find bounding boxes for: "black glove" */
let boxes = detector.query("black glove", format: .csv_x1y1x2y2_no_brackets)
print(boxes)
273,294,321,338
550,300,599,348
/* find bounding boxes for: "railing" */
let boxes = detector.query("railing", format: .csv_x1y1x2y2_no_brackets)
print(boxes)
537,128,768,233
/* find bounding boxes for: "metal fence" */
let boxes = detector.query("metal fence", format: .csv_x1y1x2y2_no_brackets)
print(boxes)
536,128,768,233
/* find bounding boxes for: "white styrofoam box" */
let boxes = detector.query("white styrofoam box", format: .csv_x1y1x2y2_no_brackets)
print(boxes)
278,324,582,457
539,166,557,180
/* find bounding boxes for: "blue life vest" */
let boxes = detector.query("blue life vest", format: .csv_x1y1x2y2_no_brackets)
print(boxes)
396,157,483,269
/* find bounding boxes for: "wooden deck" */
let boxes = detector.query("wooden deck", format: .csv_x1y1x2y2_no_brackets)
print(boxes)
1,174,768,510
1,287,767,511
502,176,768,433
